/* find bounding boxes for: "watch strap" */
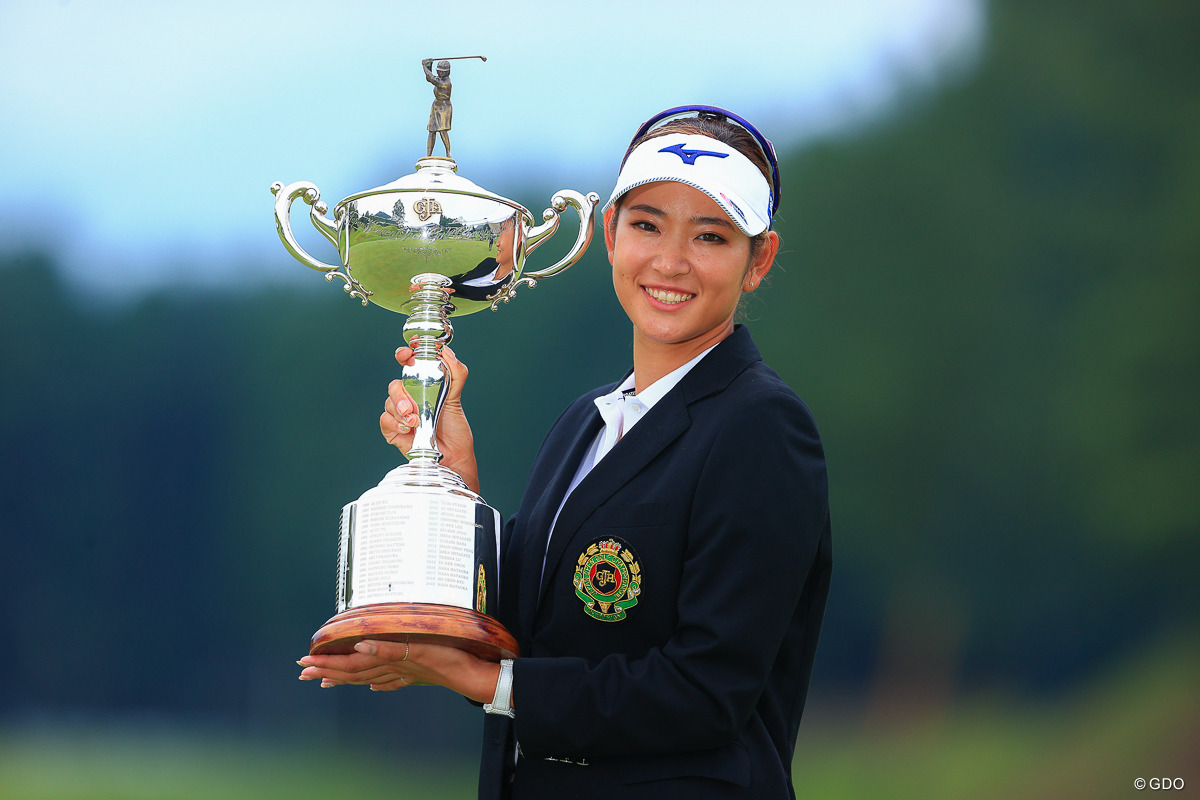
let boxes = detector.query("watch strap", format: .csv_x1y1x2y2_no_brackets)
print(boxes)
483,658,515,718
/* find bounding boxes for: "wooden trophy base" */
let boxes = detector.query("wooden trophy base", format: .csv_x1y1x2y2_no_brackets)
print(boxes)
309,602,519,660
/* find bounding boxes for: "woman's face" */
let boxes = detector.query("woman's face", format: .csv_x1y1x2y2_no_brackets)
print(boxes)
494,216,516,279
606,181,775,354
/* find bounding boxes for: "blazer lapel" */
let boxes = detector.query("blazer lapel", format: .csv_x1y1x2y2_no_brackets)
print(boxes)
535,326,764,607
537,390,691,606
517,404,604,631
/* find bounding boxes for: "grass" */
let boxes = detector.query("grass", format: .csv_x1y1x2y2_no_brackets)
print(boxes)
0,728,477,800
2,636,1195,799
793,635,1198,799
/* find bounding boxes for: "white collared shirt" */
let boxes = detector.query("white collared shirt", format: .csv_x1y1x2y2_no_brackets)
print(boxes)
460,265,501,287
585,343,717,477
541,345,718,576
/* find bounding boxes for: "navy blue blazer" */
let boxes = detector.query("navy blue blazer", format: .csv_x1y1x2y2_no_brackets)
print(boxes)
479,325,832,800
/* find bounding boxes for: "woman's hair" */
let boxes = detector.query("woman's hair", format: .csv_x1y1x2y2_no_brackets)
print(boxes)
608,112,775,261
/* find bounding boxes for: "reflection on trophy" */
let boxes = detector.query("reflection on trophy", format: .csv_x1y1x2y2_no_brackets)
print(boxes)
271,57,599,659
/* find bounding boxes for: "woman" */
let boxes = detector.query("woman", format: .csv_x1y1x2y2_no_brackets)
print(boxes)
299,106,832,799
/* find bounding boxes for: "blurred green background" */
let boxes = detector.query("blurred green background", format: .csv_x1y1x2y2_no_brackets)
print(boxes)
1,1,1197,798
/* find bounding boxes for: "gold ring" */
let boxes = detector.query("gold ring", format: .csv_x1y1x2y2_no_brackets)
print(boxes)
401,641,410,661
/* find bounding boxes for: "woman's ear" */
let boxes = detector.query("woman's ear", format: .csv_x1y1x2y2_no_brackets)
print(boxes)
743,231,780,292
602,206,616,265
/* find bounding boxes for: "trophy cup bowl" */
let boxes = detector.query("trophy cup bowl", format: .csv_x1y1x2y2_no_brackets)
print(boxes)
272,156,599,658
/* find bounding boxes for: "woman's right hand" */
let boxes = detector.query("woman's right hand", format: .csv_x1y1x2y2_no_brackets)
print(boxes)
381,344,480,495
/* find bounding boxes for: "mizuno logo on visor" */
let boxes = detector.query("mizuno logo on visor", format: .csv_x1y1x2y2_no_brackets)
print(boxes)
658,142,728,165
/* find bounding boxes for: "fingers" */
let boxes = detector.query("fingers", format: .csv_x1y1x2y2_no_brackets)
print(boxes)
304,672,414,690
298,641,483,696
384,345,470,447
394,346,416,368
353,639,416,661
385,381,419,426
387,380,419,421
299,663,398,685
297,646,417,690
439,345,469,389
383,376,420,446
296,650,387,674
393,344,469,388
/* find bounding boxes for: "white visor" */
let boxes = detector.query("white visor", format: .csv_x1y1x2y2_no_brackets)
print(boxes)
604,133,772,235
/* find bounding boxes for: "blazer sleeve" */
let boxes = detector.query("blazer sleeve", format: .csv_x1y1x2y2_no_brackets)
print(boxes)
511,386,830,758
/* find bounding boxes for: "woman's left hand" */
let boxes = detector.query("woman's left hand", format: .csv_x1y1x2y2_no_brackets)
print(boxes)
298,640,501,703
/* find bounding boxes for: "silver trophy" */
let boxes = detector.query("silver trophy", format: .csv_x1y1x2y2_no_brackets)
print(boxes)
271,56,598,659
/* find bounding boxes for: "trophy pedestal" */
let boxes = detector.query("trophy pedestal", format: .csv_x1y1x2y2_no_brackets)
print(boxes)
313,463,518,661
310,602,518,659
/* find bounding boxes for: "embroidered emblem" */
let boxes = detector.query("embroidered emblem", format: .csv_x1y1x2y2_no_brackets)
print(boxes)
658,142,728,166
476,563,487,614
574,538,642,622
414,197,443,221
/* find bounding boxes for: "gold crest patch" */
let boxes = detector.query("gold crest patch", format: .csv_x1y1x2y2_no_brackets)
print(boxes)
573,538,642,622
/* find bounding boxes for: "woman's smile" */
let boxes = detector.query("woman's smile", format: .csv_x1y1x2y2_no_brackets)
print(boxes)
642,285,696,306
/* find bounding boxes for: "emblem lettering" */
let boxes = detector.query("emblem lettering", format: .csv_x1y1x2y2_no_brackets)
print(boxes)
593,567,616,590
573,538,642,622
414,197,443,221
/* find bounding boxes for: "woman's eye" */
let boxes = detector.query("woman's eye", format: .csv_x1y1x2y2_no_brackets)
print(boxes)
698,232,726,244
632,220,658,233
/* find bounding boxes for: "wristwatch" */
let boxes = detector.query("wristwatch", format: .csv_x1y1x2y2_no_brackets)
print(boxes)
483,658,515,718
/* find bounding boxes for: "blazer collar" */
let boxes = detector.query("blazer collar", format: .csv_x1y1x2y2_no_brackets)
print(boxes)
673,324,762,405
532,325,763,614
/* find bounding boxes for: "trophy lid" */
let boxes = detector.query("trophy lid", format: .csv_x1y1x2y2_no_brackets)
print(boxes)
337,156,526,228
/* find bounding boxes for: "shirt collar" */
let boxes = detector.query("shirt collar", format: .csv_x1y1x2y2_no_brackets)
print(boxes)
594,343,719,419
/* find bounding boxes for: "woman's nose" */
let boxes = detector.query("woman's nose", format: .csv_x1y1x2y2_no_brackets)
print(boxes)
652,238,692,276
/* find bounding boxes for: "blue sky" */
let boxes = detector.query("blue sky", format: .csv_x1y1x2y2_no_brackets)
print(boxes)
0,0,983,297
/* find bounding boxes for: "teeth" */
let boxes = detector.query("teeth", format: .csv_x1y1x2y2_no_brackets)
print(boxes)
645,287,694,304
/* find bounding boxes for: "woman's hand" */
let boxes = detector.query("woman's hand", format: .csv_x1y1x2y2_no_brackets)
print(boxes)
298,640,502,703
381,344,480,494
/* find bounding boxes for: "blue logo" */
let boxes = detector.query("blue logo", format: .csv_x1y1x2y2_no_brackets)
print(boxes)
658,142,728,166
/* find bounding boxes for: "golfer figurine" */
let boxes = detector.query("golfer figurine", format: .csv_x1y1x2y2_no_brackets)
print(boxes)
423,58,453,158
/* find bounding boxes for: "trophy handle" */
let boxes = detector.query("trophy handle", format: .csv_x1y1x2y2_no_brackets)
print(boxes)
490,190,599,310
524,190,600,279
270,180,370,305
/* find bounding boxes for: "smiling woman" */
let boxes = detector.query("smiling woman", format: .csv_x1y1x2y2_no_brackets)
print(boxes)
601,109,782,387
608,181,774,380
300,106,832,800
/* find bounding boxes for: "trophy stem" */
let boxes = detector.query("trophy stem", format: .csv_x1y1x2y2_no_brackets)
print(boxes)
400,274,455,466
